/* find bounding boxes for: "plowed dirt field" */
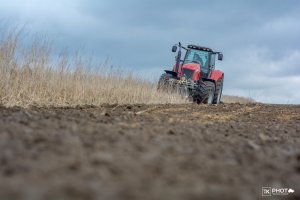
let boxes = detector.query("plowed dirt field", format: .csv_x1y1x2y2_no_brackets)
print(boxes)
0,104,300,200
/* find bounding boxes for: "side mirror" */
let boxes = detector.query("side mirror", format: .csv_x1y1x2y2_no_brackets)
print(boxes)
218,53,223,61
172,45,177,52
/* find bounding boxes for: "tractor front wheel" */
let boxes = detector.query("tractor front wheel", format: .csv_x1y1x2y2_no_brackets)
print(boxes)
213,76,224,104
157,73,173,92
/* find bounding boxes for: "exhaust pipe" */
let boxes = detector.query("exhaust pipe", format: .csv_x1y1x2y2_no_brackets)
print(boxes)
175,42,182,74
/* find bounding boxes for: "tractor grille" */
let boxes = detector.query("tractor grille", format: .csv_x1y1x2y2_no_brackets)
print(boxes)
181,69,194,80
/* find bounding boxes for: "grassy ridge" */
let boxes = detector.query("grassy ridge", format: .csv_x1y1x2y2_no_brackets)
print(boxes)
0,28,187,107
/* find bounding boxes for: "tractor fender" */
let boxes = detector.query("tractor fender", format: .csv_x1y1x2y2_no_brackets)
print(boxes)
201,78,216,87
210,70,224,82
164,70,178,77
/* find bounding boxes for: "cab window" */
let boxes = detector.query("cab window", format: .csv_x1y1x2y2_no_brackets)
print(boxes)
184,49,209,67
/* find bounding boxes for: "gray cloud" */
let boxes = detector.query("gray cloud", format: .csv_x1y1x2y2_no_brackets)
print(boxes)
1,0,300,103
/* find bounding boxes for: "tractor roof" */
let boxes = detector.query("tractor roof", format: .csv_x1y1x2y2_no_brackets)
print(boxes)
187,44,213,52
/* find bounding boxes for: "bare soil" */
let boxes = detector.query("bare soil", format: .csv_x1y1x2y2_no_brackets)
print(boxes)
0,103,300,200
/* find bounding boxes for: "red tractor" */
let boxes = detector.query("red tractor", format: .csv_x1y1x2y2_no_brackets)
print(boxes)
158,42,224,104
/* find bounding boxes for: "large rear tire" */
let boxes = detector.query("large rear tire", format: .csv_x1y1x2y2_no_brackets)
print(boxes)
213,76,224,104
194,81,216,104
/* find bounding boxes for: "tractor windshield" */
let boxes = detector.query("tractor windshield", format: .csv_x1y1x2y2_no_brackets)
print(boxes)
183,49,209,68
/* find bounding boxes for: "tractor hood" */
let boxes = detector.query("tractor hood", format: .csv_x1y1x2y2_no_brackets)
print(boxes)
182,63,199,71
179,63,200,81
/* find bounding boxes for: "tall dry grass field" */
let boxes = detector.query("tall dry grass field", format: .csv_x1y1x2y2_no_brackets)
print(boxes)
0,28,187,107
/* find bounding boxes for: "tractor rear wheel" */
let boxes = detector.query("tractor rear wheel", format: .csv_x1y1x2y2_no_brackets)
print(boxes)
194,81,216,104
213,76,224,104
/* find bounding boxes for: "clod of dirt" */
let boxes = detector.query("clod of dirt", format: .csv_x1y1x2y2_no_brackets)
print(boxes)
296,154,300,161
247,140,261,150
167,130,176,135
90,153,114,166
100,111,110,117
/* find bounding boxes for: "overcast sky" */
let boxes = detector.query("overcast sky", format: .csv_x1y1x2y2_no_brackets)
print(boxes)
1,0,300,104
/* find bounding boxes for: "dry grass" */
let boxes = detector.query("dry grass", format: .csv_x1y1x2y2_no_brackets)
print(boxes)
0,28,186,107
222,95,255,104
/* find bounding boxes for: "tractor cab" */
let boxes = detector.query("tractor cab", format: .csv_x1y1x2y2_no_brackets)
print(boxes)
171,43,223,81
